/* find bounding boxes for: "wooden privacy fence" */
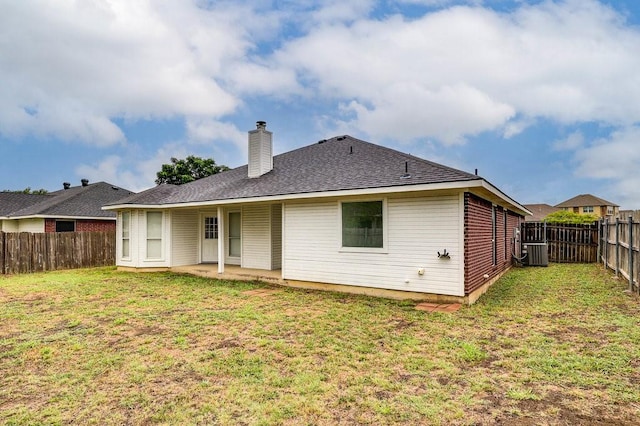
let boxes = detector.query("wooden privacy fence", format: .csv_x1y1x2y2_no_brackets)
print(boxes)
0,231,115,275
600,217,639,295
521,222,599,263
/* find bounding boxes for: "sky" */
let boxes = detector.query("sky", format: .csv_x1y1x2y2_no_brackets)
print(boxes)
1,0,639,209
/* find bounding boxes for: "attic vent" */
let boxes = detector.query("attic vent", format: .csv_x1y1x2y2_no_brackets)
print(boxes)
336,136,347,141
111,186,119,190
318,139,327,144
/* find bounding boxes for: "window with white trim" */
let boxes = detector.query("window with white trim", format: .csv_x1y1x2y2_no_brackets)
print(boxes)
583,206,594,213
146,211,163,259
342,201,384,248
121,211,130,259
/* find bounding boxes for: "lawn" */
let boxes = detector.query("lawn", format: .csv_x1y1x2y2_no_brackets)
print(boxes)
1,264,639,425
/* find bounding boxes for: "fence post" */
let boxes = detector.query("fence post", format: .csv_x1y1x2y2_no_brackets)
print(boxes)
597,220,600,263
630,215,635,293
604,218,609,270
615,218,620,277
0,231,4,275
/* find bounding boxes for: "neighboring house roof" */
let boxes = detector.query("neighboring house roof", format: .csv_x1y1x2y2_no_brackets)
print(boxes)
0,193,52,217
107,135,529,215
523,204,559,221
555,194,619,208
3,182,135,219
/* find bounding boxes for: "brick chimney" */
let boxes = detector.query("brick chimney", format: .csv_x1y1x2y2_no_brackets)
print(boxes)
248,121,273,178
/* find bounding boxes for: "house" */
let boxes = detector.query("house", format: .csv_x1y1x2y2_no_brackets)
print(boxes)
555,194,619,218
0,180,134,233
104,122,530,304
523,203,559,221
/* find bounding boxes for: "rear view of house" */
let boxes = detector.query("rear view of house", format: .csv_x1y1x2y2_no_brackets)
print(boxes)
104,122,529,304
0,181,134,233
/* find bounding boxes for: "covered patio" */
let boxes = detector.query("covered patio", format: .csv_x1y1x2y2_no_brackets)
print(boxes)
170,264,284,285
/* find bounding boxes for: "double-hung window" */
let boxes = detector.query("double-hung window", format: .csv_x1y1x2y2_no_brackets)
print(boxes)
121,211,130,259
341,201,384,249
146,211,163,259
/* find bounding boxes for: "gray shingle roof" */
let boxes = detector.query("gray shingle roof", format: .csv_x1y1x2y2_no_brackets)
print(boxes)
5,182,134,218
523,203,560,221
0,193,52,216
555,194,618,208
111,135,479,206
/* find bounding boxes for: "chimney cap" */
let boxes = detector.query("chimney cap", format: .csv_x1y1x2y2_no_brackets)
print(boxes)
256,121,267,130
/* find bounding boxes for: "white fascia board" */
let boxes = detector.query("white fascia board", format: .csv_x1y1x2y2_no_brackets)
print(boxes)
104,178,527,213
6,215,116,221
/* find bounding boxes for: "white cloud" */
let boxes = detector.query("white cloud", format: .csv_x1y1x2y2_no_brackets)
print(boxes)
340,83,514,144
574,126,640,209
75,142,194,193
553,131,584,151
0,1,252,146
186,118,247,152
269,0,640,143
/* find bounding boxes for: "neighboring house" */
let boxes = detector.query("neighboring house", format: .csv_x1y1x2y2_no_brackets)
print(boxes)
523,203,560,221
555,194,619,218
104,122,530,304
0,180,134,233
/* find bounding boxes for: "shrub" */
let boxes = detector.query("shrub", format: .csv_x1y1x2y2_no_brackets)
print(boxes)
543,210,599,224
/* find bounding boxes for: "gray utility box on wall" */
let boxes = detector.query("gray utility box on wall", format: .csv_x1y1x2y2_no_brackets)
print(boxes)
524,243,549,267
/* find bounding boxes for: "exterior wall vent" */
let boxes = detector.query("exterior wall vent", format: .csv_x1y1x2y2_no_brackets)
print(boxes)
248,121,273,178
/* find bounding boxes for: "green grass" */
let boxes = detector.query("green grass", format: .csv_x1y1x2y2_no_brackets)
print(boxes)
0,264,639,425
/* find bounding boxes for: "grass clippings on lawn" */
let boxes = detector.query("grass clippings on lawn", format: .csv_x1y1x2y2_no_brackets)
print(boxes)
1,264,639,425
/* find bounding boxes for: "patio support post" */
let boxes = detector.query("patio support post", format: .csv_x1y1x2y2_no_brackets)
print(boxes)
217,206,225,274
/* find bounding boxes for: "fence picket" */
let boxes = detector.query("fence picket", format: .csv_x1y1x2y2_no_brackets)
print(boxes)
600,217,639,294
521,222,598,263
0,231,115,275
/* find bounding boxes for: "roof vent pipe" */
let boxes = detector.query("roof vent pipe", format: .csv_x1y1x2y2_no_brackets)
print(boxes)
63,182,71,190
81,179,89,186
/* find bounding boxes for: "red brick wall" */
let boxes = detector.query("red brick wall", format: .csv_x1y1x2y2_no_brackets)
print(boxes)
464,193,522,295
76,220,116,232
44,219,116,233
45,219,56,233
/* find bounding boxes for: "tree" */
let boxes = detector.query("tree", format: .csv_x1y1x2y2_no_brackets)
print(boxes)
155,156,229,185
543,210,599,224
1,187,48,194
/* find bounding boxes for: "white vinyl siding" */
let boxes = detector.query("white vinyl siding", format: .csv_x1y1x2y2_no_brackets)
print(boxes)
271,204,282,270
283,194,463,296
171,210,198,266
1,220,19,232
242,205,271,269
17,219,45,233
